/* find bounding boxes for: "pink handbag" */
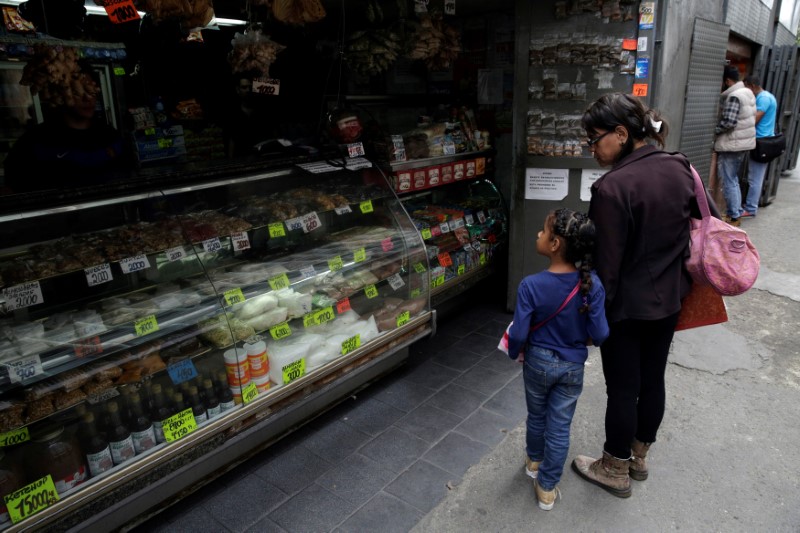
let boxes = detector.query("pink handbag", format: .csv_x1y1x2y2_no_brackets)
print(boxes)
686,165,760,296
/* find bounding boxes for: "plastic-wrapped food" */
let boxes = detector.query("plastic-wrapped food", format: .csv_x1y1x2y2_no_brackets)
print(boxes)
228,29,286,77
237,293,278,320
20,45,98,109
243,307,289,332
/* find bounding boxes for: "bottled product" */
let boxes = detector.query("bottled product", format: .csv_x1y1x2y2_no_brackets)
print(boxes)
0,449,24,526
24,425,87,496
202,379,221,419
150,384,172,444
77,413,114,477
128,392,157,454
188,386,207,424
106,402,135,465
172,392,188,414
215,370,236,412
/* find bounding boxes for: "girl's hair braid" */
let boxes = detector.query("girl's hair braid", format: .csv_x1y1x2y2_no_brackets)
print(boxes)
549,208,597,313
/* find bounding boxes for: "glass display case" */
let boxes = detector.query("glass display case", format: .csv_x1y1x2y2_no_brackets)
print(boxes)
0,163,432,531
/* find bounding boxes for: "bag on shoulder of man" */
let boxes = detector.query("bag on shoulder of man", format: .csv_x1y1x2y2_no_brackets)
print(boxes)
751,133,786,163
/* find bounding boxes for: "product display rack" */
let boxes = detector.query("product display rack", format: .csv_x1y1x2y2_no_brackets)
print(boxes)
0,162,434,532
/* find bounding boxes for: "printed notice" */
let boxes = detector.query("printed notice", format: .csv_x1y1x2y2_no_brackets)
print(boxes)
637,37,648,52
525,168,569,201
580,169,607,202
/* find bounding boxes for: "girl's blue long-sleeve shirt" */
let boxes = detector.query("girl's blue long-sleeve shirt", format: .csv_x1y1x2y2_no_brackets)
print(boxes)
507,270,609,364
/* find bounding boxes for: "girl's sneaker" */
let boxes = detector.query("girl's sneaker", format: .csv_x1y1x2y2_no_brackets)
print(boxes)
534,479,561,511
525,457,540,479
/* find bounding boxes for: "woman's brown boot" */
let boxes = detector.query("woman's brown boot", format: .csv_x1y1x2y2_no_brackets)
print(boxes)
630,439,651,481
571,451,632,498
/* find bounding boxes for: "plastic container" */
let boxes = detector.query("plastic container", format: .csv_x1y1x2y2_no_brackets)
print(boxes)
253,374,271,393
224,348,250,387
244,340,269,378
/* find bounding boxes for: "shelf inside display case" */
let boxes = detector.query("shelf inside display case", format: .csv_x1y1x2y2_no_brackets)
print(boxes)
389,149,495,194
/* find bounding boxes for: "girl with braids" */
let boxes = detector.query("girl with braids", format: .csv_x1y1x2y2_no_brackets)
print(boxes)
506,208,608,511
572,93,718,498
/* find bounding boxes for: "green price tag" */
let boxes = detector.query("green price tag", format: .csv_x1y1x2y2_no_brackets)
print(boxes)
421,228,432,240
341,334,361,355
157,138,173,149
303,311,319,328
135,315,159,337
224,288,245,306
410,288,422,298
431,275,445,288
268,222,286,238
316,306,335,324
242,382,258,404
113,67,126,76
364,284,378,299
353,248,366,263
282,359,306,385
328,256,344,272
413,262,427,274
269,322,292,340
457,264,466,276
396,311,411,328
268,273,291,291
163,408,197,443
0,427,29,447
480,253,487,265
144,127,156,136
4,475,59,524
360,200,374,214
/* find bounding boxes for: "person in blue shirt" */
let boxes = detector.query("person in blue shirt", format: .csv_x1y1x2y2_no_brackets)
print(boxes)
507,208,609,511
742,75,777,217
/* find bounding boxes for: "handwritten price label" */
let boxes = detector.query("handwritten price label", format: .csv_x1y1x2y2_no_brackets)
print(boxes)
285,217,304,232
438,252,453,267
167,359,198,385
268,273,291,291
3,281,44,311
74,335,103,358
451,218,465,229
477,211,486,224
431,226,442,237
224,288,245,306
359,200,374,214
269,322,292,340
334,205,352,215
364,284,378,299
231,231,251,251
157,138,173,149
114,67,126,76
465,214,475,225
134,315,159,337
282,359,305,385
202,237,223,253
0,427,29,447
413,262,427,274
439,222,451,234
242,382,259,404
480,253,487,265
163,408,197,443
463,243,473,252
353,248,367,263
166,246,187,262
381,237,394,252
336,297,351,314
388,273,405,290
458,264,466,276
341,334,361,355
396,311,411,328
300,265,317,279
85,263,113,287
6,355,43,384
431,275,446,288
4,475,59,524
268,222,286,238
302,212,322,233
304,307,334,328
103,0,140,24
252,77,281,95
328,256,344,272
421,228,432,240
410,288,422,298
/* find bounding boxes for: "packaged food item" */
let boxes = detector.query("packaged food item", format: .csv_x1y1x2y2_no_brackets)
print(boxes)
24,425,87,495
244,339,269,378
224,348,250,387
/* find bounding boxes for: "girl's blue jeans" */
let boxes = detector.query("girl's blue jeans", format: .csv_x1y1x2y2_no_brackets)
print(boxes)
523,346,584,491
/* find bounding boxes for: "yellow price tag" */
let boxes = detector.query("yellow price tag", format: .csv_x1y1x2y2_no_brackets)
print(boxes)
144,127,156,136
135,315,159,337
396,311,411,328
242,382,258,404
457,264,466,276
0,427,29,447
413,262,427,273
113,67,126,76
4,475,59,524
268,273,290,291
410,288,422,298
316,306,335,324
360,200,374,214
480,253,487,265
282,359,306,385
421,228,432,240
269,322,292,340
163,408,197,443
353,248,366,263
364,284,378,299
157,138,173,149
328,256,344,271
268,222,286,238
432,275,445,288
224,288,245,306
341,334,361,355
303,312,319,328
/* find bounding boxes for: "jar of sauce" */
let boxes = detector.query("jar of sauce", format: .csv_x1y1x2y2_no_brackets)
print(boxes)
0,449,24,525
24,425,87,496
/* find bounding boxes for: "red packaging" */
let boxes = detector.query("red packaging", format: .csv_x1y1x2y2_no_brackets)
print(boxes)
426,166,441,188
466,160,476,178
441,163,454,183
453,162,465,180
396,171,412,192
413,169,426,190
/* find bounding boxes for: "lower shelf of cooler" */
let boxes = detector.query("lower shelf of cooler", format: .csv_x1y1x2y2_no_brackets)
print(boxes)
430,262,496,307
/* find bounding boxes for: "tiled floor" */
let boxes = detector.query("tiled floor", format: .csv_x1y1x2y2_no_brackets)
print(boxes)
135,297,520,533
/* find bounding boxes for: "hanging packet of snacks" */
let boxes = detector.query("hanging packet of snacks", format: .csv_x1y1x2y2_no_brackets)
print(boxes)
141,0,214,28
272,0,326,26
228,29,286,77
20,46,99,108
2,6,36,33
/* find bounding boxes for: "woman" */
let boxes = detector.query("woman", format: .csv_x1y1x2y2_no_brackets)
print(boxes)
570,93,715,498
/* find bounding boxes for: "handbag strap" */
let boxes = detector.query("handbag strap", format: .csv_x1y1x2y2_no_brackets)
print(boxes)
689,163,711,251
530,281,581,332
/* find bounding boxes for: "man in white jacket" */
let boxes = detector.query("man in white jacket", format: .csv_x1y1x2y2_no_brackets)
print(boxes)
713,65,756,227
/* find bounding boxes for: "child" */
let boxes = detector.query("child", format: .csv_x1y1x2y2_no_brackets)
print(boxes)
506,208,609,510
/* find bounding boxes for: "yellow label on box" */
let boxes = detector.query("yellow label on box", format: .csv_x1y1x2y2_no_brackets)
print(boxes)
163,408,197,443
4,475,59,524
364,284,378,299
224,288,245,306
134,315,159,336
341,334,361,355
268,222,286,238
396,311,411,328
0,427,29,447
421,228,432,240
328,256,344,271
268,273,290,291
359,200,374,214
282,358,305,385
353,248,366,263
242,382,258,404
269,322,292,340
457,264,466,276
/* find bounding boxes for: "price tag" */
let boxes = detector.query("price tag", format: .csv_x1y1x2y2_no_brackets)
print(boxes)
4,475,59,524
282,358,306,385
74,336,103,358
432,274,446,288
316,306,335,324
144,127,156,136
413,262,427,273
224,288,245,306
463,243,473,252
347,142,366,158
458,264,466,276
0,427,29,447
341,334,361,355
114,67,126,76
285,217,304,232
439,222,451,234
396,311,411,328
163,408,197,443
3,281,44,312
465,213,475,225
86,387,120,405
387,273,405,290
134,315,159,337
438,252,453,267
444,0,456,15
269,322,292,340
166,246,187,262
431,226,442,237
300,265,317,279
381,237,394,252
85,264,113,287
231,231,251,251
202,237,223,253
268,273,291,291
335,205,353,215
477,211,486,224
410,288,422,298
6,355,43,384
336,297,351,314
242,382,259,404
443,141,457,155
451,218,465,229
364,284,378,299
480,253,487,265
353,248,367,263
302,212,322,233
167,359,198,385
359,200,374,214
328,256,344,272
157,138,173,149
103,0,140,24
421,228,432,240
252,77,281,95
268,222,286,238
